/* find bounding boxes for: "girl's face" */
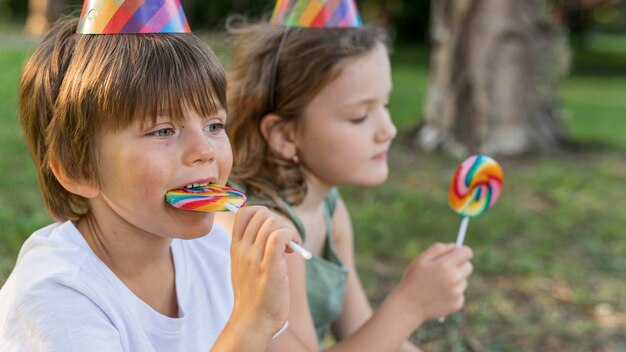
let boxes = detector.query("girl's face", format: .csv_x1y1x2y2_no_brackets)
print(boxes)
93,107,232,239
295,42,396,187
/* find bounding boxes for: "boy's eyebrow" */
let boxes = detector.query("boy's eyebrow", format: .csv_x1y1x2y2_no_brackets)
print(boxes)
202,108,227,121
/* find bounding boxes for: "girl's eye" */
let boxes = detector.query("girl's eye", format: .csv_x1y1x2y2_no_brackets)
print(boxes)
350,115,368,124
150,128,175,137
205,123,225,133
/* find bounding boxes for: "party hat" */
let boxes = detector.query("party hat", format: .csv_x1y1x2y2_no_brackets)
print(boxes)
270,0,362,28
77,0,191,34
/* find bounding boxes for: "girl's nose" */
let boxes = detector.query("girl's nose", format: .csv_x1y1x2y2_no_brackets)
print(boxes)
375,109,397,143
183,129,216,165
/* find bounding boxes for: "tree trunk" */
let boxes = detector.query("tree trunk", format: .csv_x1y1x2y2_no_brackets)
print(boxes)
415,0,571,156
25,0,66,36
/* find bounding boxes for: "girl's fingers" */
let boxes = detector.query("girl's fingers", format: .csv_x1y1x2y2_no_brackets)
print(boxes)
422,243,456,261
441,245,473,266
459,260,474,278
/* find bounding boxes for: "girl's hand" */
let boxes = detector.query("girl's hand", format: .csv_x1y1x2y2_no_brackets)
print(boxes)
394,243,474,320
229,206,300,336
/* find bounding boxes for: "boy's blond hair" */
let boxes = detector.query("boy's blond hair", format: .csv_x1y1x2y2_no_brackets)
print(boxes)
19,18,226,221
227,24,386,206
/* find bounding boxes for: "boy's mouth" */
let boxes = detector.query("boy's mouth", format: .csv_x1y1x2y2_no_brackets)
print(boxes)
183,182,212,189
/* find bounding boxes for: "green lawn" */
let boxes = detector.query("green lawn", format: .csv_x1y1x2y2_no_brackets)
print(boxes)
1,32,626,350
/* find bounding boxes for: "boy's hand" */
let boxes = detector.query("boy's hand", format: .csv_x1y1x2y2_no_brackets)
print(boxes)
395,243,474,320
229,206,300,336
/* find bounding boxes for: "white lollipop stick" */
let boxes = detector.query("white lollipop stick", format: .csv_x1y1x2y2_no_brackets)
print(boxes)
455,216,470,246
439,216,471,323
224,202,312,260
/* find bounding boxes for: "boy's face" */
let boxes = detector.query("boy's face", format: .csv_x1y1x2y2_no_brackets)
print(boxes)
92,107,232,239
295,42,396,187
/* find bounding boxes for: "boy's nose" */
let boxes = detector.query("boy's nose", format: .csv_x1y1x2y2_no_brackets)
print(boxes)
184,131,216,165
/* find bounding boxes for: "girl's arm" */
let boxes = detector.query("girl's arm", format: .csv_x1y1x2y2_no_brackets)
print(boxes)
267,200,473,352
330,198,373,336
331,199,423,351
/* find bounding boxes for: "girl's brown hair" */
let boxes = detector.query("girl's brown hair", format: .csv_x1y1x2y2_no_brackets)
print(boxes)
19,18,226,221
227,24,386,206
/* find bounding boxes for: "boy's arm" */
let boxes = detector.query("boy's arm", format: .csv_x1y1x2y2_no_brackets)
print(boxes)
212,206,300,351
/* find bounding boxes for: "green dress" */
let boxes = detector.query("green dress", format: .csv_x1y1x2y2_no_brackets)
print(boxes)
231,184,349,347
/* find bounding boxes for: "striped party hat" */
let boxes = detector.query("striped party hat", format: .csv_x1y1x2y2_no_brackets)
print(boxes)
77,0,191,34
270,0,362,28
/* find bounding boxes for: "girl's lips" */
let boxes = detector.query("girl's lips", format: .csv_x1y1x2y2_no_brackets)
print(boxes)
372,152,387,161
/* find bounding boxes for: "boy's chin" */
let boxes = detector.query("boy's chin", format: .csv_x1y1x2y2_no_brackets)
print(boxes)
169,217,216,239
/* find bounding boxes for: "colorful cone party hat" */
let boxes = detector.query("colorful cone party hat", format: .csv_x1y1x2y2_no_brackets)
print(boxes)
77,0,191,34
270,0,362,28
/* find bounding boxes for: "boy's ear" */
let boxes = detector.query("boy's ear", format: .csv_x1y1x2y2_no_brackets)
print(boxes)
260,113,297,160
49,157,100,199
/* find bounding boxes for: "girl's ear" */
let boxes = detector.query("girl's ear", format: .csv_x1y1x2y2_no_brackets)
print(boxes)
260,113,297,160
49,157,100,199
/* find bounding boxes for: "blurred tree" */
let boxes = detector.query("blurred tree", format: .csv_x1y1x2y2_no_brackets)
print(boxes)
415,0,571,156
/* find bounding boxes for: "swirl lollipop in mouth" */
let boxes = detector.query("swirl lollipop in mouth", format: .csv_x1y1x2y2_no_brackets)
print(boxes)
448,155,504,245
165,184,312,260
166,184,247,212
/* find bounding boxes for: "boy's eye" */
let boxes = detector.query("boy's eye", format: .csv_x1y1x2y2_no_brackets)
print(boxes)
150,128,175,137
205,123,225,133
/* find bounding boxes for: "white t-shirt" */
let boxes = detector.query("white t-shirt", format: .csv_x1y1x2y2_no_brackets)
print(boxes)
0,221,234,351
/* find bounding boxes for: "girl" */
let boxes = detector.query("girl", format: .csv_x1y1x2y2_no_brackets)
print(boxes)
219,23,474,351
0,13,299,351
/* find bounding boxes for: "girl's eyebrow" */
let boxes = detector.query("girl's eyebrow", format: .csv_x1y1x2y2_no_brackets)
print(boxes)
343,93,393,108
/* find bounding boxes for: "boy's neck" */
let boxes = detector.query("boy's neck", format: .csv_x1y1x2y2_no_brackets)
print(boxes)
76,215,173,272
76,214,179,317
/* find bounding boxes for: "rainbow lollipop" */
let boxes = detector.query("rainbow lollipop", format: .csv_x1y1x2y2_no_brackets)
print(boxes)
165,184,312,260
166,185,246,212
448,155,504,245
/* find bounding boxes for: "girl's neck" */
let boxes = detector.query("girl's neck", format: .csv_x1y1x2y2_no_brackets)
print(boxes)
295,169,334,213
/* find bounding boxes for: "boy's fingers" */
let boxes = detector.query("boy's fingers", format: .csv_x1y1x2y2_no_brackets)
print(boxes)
250,215,279,258
231,206,259,242
241,207,272,246
262,228,293,267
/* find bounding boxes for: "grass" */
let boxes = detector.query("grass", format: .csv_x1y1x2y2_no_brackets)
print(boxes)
1,32,626,350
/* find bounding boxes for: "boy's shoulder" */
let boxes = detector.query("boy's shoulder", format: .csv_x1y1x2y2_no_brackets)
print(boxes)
0,222,120,348
12,221,106,281
0,221,113,308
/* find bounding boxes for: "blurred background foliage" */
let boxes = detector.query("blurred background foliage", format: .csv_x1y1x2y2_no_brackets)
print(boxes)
1,0,625,350
1,0,622,44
